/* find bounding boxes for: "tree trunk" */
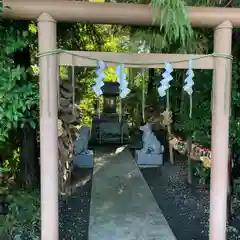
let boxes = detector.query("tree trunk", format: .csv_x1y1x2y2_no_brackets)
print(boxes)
187,136,193,184
14,21,39,188
18,123,39,188
148,68,155,90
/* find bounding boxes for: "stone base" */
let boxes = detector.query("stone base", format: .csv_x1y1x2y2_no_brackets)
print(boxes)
73,150,94,168
135,150,163,167
138,164,161,169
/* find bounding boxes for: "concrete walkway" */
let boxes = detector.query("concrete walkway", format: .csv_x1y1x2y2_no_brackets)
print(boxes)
89,146,176,240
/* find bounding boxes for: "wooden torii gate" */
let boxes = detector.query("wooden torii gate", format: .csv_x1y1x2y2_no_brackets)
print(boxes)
2,1,239,240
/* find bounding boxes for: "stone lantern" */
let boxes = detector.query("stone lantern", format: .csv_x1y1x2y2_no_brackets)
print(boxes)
101,82,119,114
90,81,129,144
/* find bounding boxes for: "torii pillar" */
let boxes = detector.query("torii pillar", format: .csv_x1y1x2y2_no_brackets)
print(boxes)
38,13,59,240
210,20,232,240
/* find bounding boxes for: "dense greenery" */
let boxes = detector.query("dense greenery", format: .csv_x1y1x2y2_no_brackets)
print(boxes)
1,0,240,238
0,24,38,145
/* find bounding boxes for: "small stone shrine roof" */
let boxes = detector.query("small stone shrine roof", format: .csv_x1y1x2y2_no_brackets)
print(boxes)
101,81,119,96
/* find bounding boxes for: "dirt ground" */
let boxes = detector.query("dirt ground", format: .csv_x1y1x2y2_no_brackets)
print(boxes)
141,153,240,240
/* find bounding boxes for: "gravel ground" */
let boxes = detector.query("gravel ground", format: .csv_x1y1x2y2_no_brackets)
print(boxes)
141,153,240,240
57,145,240,240
59,168,93,240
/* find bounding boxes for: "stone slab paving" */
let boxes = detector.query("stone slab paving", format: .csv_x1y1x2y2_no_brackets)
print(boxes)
89,146,176,240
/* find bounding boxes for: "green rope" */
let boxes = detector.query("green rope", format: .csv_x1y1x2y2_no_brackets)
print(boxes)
37,49,233,118
37,48,233,66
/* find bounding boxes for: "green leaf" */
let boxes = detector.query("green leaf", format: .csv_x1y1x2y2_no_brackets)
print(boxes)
0,135,6,142
0,167,10,173
5,110,12,120
30,121,36,129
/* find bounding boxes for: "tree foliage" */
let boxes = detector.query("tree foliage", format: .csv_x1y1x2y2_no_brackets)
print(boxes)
0,23,39,144
151,0,192,47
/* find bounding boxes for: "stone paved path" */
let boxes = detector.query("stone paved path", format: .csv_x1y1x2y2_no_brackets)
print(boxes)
89,146,176,240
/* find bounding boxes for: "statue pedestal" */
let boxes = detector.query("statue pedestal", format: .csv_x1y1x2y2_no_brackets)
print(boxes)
135,150,163,167
73,150,94,168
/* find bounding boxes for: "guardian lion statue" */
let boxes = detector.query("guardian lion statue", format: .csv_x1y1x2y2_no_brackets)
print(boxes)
74,125,90,154
139,123,164,154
